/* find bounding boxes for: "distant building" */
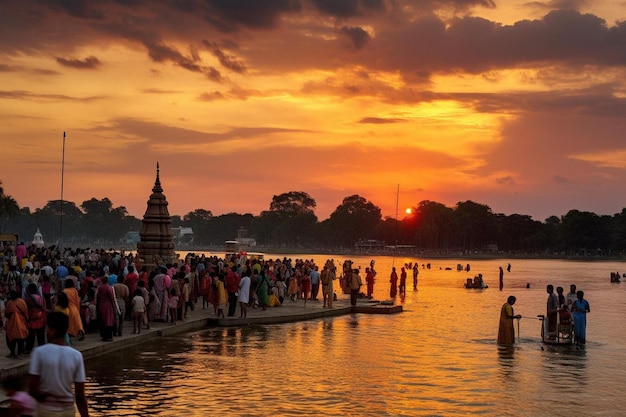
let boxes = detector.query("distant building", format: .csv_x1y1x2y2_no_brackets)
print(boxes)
236,227,256,247
125,231,140,246
355,239,386,250
172,227,194,244
32,228,44,248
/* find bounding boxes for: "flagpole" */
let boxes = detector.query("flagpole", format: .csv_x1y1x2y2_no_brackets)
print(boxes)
60,131,66,250
393,184,399,267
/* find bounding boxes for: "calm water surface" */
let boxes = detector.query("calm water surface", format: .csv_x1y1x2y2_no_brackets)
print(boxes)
85,255,626,416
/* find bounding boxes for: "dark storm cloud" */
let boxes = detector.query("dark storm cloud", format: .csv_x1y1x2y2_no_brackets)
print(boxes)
201,0,302,32
43,0,106,19
312,0,385,18
372,10,626,78
339,26,371,49
56,56,101,69
403,0,495,13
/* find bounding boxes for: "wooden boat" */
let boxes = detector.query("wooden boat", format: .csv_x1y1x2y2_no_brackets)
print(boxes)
537,314,574,345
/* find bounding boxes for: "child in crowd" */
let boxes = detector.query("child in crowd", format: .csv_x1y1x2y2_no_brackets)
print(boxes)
2,375,36,417
131,288,146,334
182,277,191,320
168,289,179,325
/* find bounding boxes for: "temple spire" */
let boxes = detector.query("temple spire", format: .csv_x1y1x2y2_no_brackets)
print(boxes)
137,161,174,271
153,161,163,193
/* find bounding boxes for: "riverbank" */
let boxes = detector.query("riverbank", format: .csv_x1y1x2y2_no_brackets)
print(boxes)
173,246,626,261
0,295,400,384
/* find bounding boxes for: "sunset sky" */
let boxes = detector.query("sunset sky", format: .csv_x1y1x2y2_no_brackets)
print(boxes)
2,0,626,222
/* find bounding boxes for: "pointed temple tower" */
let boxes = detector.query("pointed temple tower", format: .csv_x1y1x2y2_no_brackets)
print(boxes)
136,163,175,271
32,228,45,249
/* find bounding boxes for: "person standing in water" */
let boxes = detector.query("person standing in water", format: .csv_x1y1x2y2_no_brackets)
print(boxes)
572,290,591,345
499,267,504,291
546,285,559,337
389,267,398,298
498,295,522,345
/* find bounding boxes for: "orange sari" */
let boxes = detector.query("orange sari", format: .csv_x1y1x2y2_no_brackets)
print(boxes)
64,287,84,336
6,299,28,341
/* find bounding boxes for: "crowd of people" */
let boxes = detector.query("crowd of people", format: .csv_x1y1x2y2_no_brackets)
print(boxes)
0,242,369,354
0,240,382,416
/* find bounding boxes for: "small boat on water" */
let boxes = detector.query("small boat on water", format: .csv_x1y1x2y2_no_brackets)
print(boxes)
537,314,574,345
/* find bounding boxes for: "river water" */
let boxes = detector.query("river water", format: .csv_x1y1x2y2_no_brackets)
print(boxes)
84,255,626,416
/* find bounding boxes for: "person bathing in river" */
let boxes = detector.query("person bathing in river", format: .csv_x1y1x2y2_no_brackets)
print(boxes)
365,267,375,298
572,290,591,345
497,296,521,345
389,267,398,298
546,285,559,337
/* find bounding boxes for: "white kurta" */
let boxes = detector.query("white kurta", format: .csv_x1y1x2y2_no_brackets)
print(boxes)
238,275,251,303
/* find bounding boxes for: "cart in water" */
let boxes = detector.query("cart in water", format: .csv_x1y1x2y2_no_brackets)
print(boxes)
537,314,574,345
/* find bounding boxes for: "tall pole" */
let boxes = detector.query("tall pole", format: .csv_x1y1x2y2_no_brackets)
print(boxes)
393,184,399,267
60,131,66,250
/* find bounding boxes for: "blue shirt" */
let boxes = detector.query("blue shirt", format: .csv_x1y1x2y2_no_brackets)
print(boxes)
56,265,69,278
310,269,320,285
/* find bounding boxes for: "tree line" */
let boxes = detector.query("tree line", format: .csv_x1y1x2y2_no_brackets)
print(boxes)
1,184,625,256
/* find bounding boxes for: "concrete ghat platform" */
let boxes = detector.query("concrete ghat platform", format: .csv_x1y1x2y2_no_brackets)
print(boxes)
0,297,401,381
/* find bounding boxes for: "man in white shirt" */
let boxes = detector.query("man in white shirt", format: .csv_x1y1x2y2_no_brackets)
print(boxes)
28,311,89,417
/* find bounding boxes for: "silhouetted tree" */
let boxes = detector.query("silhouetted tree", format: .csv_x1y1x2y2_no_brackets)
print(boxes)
257,191,317,246
327,195,382,246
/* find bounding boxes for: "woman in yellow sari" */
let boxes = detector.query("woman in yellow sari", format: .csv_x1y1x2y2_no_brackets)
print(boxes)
215,275,227,318
498,296,521,345
64,279,86,341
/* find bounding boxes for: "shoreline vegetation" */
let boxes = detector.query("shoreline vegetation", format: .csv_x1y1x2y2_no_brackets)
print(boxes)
171,245,626,261
4,189,626,262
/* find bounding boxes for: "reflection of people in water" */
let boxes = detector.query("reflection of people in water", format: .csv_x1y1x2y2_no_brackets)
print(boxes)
498,296,521,345
572,290,591,345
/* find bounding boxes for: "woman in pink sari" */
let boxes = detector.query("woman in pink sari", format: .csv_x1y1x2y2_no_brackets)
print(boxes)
96,275,119,342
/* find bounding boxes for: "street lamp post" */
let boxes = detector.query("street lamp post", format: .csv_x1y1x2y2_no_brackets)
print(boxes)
60,131,66,250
